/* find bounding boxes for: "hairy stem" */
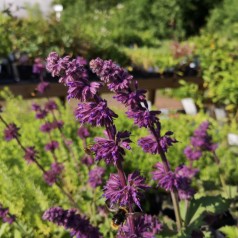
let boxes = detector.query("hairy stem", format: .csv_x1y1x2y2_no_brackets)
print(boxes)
213,151,227,196
116,160,136,235
105,123,135,234
150,126,182,231
0,115,79,210
44,89,80,172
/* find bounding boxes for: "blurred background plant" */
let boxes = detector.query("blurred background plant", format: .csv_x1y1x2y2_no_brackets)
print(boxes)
0,88,238,236
1,0,238,236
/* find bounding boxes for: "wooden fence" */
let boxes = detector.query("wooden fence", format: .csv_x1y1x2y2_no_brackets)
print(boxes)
0,76,203,104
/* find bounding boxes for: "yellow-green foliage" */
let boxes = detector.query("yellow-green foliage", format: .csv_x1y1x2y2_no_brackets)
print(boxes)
0,89,238,236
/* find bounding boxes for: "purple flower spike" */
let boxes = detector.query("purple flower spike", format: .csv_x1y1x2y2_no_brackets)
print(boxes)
4,123,20,141
40,122,53,133
89,57,104,76
138,131,177,154
88,167,105,188
113,89,147,109
24,146,37,163
138,135,159,154
91,131,131,164
184,146,202,161
191,121,217,152
90,58,133,92
175,164,199,179
76,56,87,66
104,171,149,210
77,127,90,139
159,131,178,153
177,174,195,200
67,80,101,102
153,163,195,199
36,82,50,94
45,100,58,111
152,163,180,191
42,207,101,238
117,214,162,238
32,103,41,111
58,58,88,84
184,121,217,161
35,109,48,119
0,204,15,225
81,155,94,166
178,185,195,200
33,58,45,74
46,52,70,77
44,163,64,186
126,109,161,128
52,120,64,129
45,141,59,152
75,100,118,127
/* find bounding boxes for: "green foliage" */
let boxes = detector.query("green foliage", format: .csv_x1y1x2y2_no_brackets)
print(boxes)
0,88,238,236
219,226,238,238
122,43,178,71
189,33,238,112
206,0,238,38
177,0,222,37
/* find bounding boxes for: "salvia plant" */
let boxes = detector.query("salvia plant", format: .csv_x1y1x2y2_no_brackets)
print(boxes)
0,52,237,238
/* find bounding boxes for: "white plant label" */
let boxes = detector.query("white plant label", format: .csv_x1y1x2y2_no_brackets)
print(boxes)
181,98,197,115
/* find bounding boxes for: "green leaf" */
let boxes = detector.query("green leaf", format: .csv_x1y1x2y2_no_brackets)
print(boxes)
219,226,238,238
185,195,230,226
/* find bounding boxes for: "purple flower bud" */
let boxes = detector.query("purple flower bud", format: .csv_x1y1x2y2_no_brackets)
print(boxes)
184,146,202,161
175,164,199,179
113,89,147,109
67,80,101,102
90,58,133,92
88,167,105,188
32,103,41,111
117,214,162,238
104,171,149,210
45,141,59,152
33,58,45,74
36,82,50,94
184,121,217,161
81,155,94,166
51,120,64,129
152,163,180,192
4,123,20,141
0,204,15,224
75,100,118,127
40,122,53,133
91,131,131,164
42,207,101,238
126,109,161,128
152,163,195,199
138,131,177,154
76,56,87,66
46,52,70,77
45,100,58,111
159,131,178,153
59,59,87,84
24,146,37,163
43,163,64,186
138,135,159,154
77,127,90,139
35,109,48,119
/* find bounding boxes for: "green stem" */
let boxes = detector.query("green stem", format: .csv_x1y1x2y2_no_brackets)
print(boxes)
213,151,228,196
150,126,182,231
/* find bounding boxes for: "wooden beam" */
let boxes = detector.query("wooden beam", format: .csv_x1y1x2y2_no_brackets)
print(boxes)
0,76,203,100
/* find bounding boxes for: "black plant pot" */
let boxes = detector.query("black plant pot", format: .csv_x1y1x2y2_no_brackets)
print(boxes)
0,62,15,84
16,65,38,82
